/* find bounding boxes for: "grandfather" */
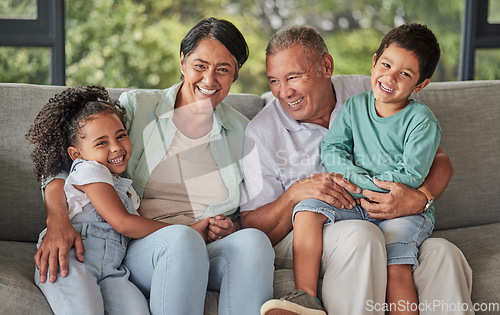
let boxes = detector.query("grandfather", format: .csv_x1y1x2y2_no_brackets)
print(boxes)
240,25,473,315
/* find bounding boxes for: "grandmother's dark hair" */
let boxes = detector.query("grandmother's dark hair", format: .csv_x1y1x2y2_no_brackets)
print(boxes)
374,23,440,84
179,17,249,80
25,86,126,181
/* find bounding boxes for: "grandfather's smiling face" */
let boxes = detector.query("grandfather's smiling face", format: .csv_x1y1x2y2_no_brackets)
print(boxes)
265,44,335,127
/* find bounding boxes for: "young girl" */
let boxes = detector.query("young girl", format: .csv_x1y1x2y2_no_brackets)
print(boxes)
26,86,174,314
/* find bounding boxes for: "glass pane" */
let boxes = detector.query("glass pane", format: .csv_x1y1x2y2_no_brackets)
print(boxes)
474,48,500,80
0,47,50,84
63,0,465,93
489,0,500,23
0,0,37,20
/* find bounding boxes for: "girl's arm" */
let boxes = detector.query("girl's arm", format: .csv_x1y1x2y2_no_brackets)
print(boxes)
34,179,85,283
76,182,169,239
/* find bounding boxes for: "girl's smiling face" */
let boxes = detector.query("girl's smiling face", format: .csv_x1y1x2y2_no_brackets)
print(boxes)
178,38,238,110
68,112,132,175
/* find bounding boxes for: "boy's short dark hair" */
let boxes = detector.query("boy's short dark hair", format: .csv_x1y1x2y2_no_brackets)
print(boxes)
374,23,440,84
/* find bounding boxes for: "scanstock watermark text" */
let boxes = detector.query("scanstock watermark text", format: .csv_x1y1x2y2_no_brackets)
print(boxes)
366,299,500,313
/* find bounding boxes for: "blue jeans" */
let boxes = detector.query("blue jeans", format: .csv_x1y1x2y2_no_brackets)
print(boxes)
293,199,434,268
35,209,150,315
123,226,274,315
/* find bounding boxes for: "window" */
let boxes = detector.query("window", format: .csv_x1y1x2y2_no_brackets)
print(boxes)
461,0,500,80
1,0,498,90
0,0,65,85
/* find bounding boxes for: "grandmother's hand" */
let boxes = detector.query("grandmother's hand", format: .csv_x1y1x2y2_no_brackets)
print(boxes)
34,221,84,283
207,214,237,242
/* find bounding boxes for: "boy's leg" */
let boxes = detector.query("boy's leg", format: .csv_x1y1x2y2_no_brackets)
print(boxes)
375,214,434,314
374,214,434,268
35,249,104,315
207,228,274,315
293,210,328,298
262,199,374,315
386,264,418,315
292,198,364,298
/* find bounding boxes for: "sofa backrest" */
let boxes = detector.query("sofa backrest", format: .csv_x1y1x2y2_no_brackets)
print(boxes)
413,80,500,230
0,80,499,242
0,83,264,242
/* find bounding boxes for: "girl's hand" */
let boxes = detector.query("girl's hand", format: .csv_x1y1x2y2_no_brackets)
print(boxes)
189,218,210,243
207,214,237,242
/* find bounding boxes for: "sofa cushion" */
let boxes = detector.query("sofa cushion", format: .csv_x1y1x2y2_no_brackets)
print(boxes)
413,80,500,230
431,223,500,305
0,241,52,314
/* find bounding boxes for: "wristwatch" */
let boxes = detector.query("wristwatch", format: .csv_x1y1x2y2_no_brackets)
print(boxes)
423,197,434,213
418,187,434,213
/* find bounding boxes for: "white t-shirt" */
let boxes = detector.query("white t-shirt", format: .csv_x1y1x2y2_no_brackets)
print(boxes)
37,159,140,244
241,75,372,212
64,159,140,219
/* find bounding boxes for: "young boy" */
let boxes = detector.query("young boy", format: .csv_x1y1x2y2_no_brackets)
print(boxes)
261,24,441,315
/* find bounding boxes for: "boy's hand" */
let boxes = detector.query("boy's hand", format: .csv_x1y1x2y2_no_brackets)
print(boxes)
207,214,237,242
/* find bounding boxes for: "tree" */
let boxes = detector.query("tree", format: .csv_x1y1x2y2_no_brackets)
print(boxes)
4,0,496,94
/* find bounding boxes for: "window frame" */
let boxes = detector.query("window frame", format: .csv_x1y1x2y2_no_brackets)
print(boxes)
460,0,500,80
0,0,65,85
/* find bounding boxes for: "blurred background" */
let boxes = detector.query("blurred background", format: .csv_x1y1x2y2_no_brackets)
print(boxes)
1,0,499,95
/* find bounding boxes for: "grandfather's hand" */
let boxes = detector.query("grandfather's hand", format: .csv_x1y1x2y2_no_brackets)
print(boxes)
361,178,427,219
207,214,237,242
289,173,359,209
34,221,84,283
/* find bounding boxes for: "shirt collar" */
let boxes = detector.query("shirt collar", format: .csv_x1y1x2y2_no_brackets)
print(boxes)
273,98,328,132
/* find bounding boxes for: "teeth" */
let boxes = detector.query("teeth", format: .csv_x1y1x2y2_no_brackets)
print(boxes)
288,97,304,107
108,156,124,164
380,83,394,93
198,86,217,95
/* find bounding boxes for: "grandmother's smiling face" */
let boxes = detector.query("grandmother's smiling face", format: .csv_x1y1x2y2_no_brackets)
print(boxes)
178,38,238,110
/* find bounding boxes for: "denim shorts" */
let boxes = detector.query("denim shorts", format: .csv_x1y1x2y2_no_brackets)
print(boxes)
293,199,434,269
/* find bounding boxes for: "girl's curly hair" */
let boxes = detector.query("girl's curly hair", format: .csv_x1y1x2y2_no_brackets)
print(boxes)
25,86,127,181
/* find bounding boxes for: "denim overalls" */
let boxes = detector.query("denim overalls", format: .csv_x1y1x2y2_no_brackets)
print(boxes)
35,173,150,314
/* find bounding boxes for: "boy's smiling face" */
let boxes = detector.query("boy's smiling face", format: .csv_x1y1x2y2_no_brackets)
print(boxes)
370,43,430,115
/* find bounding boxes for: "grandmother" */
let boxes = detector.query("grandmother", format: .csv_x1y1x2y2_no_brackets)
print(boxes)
36,17,274,315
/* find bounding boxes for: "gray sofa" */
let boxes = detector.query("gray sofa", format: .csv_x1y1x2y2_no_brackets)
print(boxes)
0,80,499,314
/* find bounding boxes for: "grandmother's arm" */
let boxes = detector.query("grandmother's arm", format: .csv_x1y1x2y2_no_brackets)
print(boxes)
34,179,84,284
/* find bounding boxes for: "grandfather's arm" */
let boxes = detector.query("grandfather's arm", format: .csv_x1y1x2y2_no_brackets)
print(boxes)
362,146,453,219
241,173,358,246
34,179,84,283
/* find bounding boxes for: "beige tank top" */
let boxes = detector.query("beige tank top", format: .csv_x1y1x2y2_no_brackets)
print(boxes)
139,128,229,225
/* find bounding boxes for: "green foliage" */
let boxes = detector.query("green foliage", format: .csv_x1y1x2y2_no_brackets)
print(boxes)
0,47,50,84
0,0,37,18
3,0,497,95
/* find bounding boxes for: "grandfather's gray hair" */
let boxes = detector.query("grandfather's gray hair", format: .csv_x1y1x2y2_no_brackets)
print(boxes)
266,25,329,62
